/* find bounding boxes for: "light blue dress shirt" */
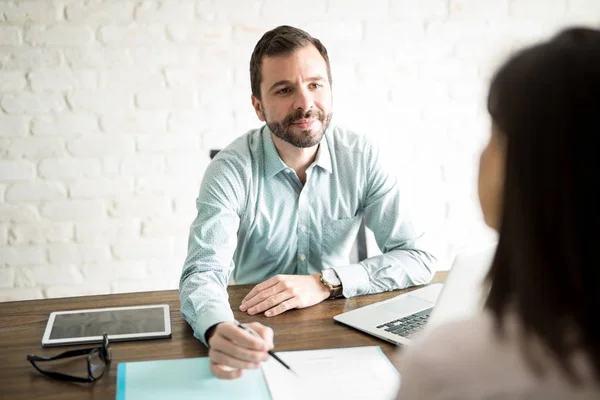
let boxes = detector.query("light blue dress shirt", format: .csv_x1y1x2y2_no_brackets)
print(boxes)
180,124,437,345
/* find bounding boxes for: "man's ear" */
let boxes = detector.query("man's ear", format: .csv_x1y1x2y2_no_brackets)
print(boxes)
251,95,265,122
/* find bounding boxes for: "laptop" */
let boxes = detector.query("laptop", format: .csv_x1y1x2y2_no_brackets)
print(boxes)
333,247,495,346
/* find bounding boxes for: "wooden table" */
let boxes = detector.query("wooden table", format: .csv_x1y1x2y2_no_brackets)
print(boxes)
0,272,446,400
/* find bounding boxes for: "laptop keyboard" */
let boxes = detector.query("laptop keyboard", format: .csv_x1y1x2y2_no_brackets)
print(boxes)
376,308,433,338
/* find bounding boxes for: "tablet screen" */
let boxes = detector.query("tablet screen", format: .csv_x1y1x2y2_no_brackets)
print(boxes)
50,306,166,339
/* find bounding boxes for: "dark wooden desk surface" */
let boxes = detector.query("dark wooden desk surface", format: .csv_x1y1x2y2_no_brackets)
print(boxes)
0,272,446,400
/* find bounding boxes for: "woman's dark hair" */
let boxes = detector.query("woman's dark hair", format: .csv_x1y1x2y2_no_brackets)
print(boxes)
485,27,600,382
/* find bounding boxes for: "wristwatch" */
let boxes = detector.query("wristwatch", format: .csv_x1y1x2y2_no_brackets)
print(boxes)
320,269,343,299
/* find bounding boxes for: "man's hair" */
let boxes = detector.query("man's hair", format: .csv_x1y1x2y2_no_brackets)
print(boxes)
485,27,600,383
249,25,332,99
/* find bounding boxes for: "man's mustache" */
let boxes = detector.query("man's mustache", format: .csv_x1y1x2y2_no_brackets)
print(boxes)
283,109,323,126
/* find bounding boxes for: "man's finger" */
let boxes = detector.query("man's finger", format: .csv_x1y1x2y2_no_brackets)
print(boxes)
246,322,274,350
210,361,243,380
265,298,296,317
242,276,281,303
216,323,269,350
241,282,287,312
209,348,261,370
247,289,294,315
210,334,270,363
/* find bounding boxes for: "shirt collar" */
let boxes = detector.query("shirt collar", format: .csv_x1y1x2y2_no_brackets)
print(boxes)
262,125,334,179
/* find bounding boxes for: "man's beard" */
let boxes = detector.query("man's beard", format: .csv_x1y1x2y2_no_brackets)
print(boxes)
266,108,332,148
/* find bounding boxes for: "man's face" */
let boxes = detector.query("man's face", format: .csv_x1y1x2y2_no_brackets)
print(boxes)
251,44,333,148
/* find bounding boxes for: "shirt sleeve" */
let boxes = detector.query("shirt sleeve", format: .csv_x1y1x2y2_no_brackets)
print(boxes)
179,154,247,346
333,140,438,297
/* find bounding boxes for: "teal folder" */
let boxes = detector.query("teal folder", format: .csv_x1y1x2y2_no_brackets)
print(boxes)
116,357,271,399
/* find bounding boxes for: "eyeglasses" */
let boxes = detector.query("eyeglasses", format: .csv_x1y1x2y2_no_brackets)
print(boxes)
27,333,112,383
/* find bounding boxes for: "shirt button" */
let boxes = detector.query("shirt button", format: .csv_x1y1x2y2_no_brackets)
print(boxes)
299,225,306,233
299,254,306,261
287,169,294,174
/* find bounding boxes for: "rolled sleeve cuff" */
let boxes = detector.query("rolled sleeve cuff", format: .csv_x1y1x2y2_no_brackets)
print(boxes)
333,263,370,298
193,308,235,347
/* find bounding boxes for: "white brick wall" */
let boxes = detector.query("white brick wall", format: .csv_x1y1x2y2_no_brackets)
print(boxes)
1,0,599,301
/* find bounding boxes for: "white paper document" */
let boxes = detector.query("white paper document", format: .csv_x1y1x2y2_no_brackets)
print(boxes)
261,346,400,400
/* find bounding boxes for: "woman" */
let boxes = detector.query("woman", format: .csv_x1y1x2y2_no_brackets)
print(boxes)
397,27,600,399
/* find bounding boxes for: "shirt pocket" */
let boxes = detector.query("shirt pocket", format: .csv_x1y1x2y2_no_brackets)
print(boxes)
321,215,362,263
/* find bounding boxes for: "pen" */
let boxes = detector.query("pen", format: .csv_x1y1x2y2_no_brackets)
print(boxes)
234,320,297,375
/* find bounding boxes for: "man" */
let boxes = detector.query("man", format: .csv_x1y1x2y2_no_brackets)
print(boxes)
180,25,437,379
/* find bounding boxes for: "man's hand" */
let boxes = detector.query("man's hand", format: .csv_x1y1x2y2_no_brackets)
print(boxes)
239,273,330,317
207,322,274,379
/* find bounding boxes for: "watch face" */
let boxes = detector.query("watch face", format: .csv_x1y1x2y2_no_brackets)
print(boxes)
323,269,341,286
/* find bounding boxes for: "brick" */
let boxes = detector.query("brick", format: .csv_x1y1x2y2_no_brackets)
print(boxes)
99,24,167,45
48,244,111,264
0,26,21,46
1,92,66,114
0,2,61,23
136,134,199,153
75,220,140,243
45,283,111,299
100,112,168,135
0,204,39,223
510,0,568,18
25,25,94,46
62,46,132,69
567,0,600,19
167,22,232,44
165,67,233,88
7,222,73,245
67,135,135,157
112,237,173,261
0,116,30,137
5,182,67,202
19,265,84,286
302,21,363,42
66,0,136,22
0,160,35,181
69,178,133,199
0,71,26,91
0,137,66,159
196,0,260,21
134,175,200,197
0,288,43,301
363,21,425,42
0,47,62,69
32,115,99,136
168,109,235,134
39,158,102,180
0,224,7,245
98,69,166,90
28,69,97,91
449,0,510,18
102,156,121,177
164,153,208,176
173,197,196,218
141,217,192,237
0,246,45,266
108,195,172,218
135,89,198,110
81,261,148,281
130,46,202,68
260,0,326,18
327,0,390,17
111,278,175,293
0,267,15,288
390,0,448,18
67,91,134,114
135,1,196,21
41,200,106,222
120,154,165,175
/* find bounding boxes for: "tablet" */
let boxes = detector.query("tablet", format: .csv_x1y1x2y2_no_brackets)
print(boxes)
41,304,172,347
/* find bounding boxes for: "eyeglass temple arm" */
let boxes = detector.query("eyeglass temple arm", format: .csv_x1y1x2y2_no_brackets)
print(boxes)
27,347,98,362
27,360,94,383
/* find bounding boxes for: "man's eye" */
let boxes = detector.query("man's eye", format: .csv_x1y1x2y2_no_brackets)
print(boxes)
276,88,291,95
309,83,323,89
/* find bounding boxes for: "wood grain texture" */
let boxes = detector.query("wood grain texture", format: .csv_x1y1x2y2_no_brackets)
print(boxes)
0,272,447,400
